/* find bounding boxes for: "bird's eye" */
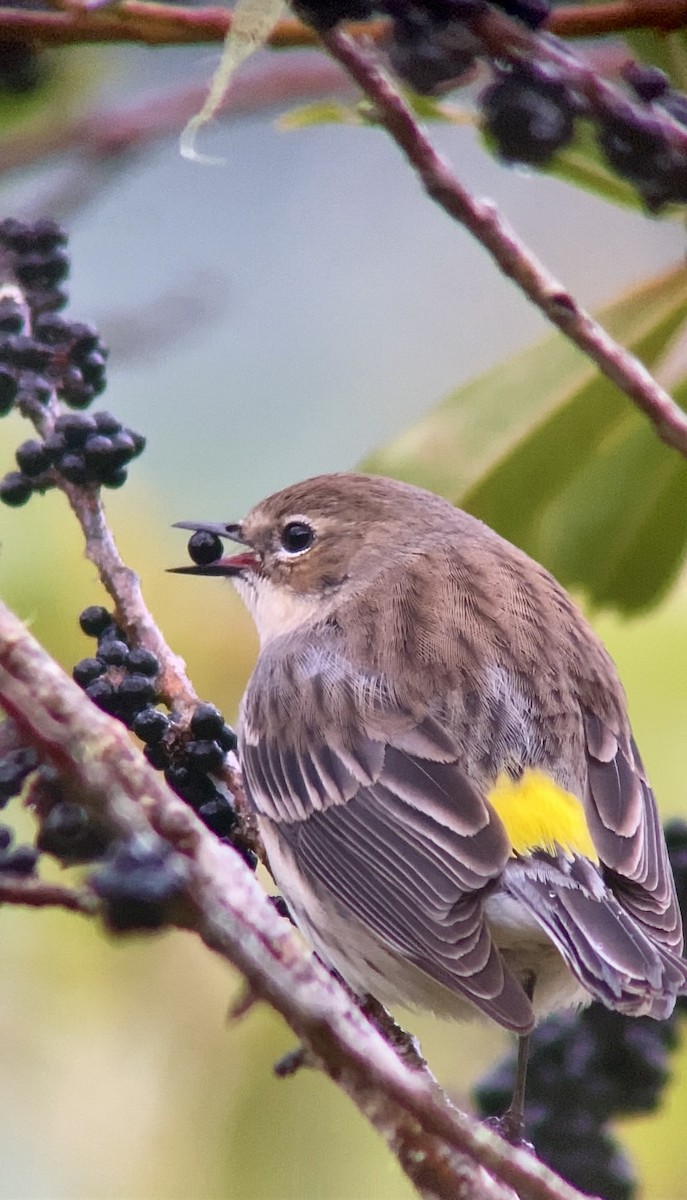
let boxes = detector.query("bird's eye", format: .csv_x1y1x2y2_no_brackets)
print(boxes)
280,521,314,555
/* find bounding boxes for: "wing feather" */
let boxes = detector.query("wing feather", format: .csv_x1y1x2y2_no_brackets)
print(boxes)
584,711,683,953
242,677,534,1032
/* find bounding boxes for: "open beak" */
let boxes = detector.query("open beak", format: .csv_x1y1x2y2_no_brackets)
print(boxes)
169,520,260,577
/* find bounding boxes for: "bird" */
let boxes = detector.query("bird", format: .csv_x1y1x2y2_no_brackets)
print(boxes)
172,471,687,1136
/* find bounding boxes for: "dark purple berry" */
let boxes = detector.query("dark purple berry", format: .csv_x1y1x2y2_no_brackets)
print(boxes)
623,63,669,103
389,8,479,94
108,431,136,465
126,648,159,677
165,764,216,807
98,639,129,666
0,824,12,851
55,412,97,447
0,844,38,875
37,801,109,863
270,894,293,921
43,431,66,461
90,833,188,932
79,606,112,638
58,452,89,486
79,351,107,389
0,298,25,334
237,845,259,871
0,471,32,506
34,313,71,344
188,530,223,566
197,796,238,837
84,677,117,712
482,66,577,166
83,436,118,479
73,657,106,686
68,323,100,356
190,703,224,739
15,439,51,477
118,674,157,711
496,0,549,28
597,104,687,207
293,0,375,30
144,743,170,769
0,366,17,415
15,249,69,289
1,335,52,370
61,366,94,410
132,707,168,745
98,622,125,646
184,739,225,773
217,724,238,752
93,411,121,434
100,466,128,489
129,429,146,456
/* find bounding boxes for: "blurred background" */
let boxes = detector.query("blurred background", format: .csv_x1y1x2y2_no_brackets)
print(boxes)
1,25,687,1200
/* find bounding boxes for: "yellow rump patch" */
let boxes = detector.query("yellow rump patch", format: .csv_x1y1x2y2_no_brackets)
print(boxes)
488,769,598,862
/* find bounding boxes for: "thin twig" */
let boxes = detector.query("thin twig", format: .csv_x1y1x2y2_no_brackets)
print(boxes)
321,27,687,458
0,273,253,838
0,600,597,1200
0,874,97,913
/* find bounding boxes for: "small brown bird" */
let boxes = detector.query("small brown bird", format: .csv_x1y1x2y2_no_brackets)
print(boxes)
173,473,687,1129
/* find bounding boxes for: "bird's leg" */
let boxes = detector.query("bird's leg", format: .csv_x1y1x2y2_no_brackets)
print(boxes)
491,972,536,1147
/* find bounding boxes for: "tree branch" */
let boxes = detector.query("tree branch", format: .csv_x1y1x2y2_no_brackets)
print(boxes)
2,0,687,48
320,27,687,458
0,600,596,1200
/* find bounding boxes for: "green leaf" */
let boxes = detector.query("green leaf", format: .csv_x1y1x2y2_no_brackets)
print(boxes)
363,265,687,612
277,100,367,130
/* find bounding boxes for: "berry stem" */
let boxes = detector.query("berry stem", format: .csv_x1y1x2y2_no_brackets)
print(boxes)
0,873,97,913
321,26,687,458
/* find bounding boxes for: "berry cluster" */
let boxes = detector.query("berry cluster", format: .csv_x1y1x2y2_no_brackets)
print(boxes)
292,1,687,207
74,606,161,725
474,820,687,1200
0,218,146,506
73,607,255,869
0,218,69,315
294,0,549,90
0,740,41,878
1,411,145,507
478,57,687,205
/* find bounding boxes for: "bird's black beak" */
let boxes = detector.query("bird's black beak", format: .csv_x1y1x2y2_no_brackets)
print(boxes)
168,520,260,577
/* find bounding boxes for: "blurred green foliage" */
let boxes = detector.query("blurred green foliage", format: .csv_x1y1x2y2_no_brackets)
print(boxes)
365,266,687,612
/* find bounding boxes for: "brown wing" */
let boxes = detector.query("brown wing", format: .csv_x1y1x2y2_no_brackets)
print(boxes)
584,710,683,953
241,683,534,1034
